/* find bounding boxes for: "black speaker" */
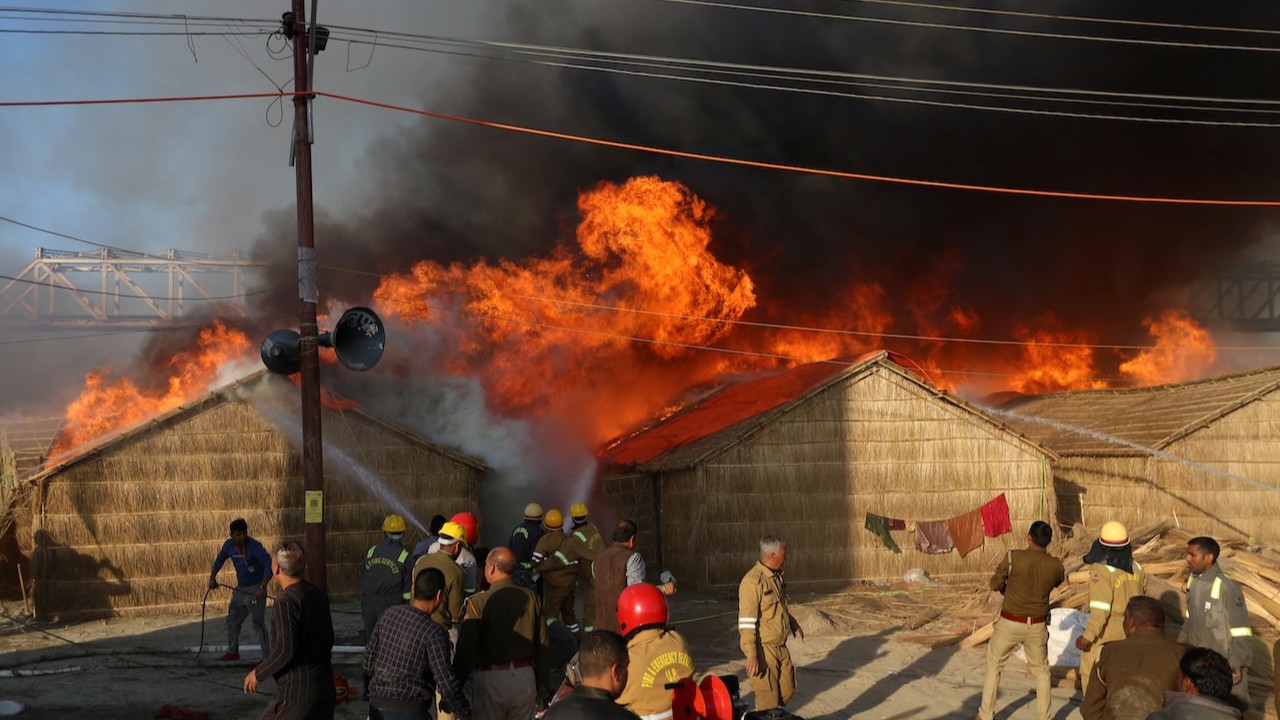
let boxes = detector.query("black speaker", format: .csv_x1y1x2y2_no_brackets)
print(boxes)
318,306,385,371
260,329,301,375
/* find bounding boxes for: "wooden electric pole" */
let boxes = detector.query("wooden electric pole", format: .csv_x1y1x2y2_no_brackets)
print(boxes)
289,0,326,591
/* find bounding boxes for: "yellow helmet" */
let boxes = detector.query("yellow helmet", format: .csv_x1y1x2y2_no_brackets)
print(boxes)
1100,521,1129,547
544,509,564,529
570,502,589,519
438,521,467,545
524,502,545,519
382,514,406,533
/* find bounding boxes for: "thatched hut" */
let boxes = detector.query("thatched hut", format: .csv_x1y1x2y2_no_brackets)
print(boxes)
599,351,1059,592
16,371,488,619
998,365,1280,543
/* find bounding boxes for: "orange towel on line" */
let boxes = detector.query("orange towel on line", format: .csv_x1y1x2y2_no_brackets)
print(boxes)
946,508,985,558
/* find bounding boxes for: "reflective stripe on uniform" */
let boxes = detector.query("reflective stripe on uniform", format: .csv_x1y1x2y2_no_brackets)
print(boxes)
366,546,376,559
397,549,408,564
738,616,757,630
573,531,587,542
639,711,674,720
554,551,570,565
1230,626,1254,638
583,625,594,632
1210,577,1223,600
1089,600,1112,612
402,592,411,601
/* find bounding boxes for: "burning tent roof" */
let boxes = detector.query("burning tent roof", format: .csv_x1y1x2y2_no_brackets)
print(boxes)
998,365,1280,456
32,369,489,481
601,350,1049,471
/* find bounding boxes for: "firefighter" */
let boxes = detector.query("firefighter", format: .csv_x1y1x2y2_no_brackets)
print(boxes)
1179,535,1253,708
411,521,469,640
535,509,580,633
739,534,803,712
1075,520,1145,696
616,583,694,719
551,503,603,632
362,514,411,640
511,502,546,588
451,511,481,594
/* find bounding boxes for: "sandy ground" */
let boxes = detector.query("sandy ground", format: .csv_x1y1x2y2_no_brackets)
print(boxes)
0,586,1123,720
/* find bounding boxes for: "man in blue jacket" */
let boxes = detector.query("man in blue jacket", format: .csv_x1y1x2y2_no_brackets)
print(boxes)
208,517,273,661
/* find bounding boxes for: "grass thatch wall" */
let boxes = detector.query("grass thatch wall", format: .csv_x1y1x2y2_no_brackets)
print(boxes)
28,382,484,620
606,366,1056,592
1053,394,1280,542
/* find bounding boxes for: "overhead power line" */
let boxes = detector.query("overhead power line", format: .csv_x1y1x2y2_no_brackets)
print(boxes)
644,0,1280,54
5,89,1280,206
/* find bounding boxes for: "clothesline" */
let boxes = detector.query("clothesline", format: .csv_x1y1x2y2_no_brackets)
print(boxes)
864,492,1012,557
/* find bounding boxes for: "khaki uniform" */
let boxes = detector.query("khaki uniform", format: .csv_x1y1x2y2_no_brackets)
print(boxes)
553,522,603,630
738,561,796,710
535,529,580,632
1079,561,1146,695
455,578,549,720
411,551,466,632
1179,563,1253,707
1080,628,1184,720
979,547,1066,720
618,627,694,720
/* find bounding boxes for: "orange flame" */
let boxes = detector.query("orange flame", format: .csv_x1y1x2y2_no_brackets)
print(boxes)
375,176,758,441
49,321,251,459
1119,309,1217,385
1005,319,1107,395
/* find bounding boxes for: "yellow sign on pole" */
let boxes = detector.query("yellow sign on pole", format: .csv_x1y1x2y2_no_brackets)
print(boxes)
305,490,323,524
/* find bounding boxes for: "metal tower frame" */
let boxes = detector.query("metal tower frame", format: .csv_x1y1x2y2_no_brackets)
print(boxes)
0,247,264,328
1189,261,1280,333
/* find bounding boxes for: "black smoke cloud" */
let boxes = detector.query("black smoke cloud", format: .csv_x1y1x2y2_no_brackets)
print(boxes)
251,1,1280,364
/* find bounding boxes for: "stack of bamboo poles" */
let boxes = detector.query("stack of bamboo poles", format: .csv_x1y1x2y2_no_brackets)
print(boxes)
957,522,1280,650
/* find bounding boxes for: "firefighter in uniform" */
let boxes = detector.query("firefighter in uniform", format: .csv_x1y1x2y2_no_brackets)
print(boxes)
1075,521,1146,695
510,502,546,588
616,582,693,720
535,509,580,633
411,521,469,637
548,503,603,632
1179,535,1253,708
738,535,802,712
362,514,411,640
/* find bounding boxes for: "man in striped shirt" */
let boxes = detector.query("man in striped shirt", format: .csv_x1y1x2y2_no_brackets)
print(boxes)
243,541,335,720
365,567,472,720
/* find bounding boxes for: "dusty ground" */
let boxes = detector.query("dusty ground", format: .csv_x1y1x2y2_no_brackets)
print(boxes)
1,583,1266,720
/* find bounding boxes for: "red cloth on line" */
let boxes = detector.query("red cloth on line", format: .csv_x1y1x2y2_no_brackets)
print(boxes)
980,493,1013,538
946,509,985,558
914,521,953,554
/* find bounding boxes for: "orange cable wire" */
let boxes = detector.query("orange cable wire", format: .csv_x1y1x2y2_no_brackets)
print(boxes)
4,89,1280,206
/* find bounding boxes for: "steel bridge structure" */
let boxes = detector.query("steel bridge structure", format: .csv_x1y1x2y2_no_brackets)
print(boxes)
0,247,265,329
1189,262,1280,333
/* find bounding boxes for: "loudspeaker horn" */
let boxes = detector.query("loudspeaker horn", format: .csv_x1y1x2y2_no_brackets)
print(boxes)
318,306,385,371
260,329,302,375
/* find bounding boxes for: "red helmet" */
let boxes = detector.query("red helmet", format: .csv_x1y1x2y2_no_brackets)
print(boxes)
450,512,479,545
618,583,668,636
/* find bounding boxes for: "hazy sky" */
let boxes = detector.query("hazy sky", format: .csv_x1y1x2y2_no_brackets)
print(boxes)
4,1,1280,415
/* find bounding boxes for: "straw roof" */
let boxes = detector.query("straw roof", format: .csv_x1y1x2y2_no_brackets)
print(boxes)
603,350,1056,472
31,370,488,481
0,416,65,480
999,365,1280,456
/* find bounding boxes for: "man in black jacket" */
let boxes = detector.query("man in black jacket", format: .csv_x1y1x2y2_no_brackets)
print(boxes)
543,631,639,720
244,541,335,720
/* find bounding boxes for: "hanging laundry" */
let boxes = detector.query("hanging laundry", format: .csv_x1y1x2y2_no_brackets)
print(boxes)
887,518,906,531
946,508,984,557
914,520,954,554
864,513,901,553
980,493,1013,537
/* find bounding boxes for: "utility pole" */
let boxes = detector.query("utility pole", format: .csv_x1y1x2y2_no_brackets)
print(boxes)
289,0,326,591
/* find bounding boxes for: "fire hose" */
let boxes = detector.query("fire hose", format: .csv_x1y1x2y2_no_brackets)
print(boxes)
196,583,273,661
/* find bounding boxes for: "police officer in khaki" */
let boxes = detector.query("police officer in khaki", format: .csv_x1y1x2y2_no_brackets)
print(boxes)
616,583,693,719
1075,521,1146,695
1179,535,1253,708
979,521,1065,720
738,535,803,711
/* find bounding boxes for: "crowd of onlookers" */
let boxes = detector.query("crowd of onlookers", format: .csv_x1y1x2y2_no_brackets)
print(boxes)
210,511,1270,720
